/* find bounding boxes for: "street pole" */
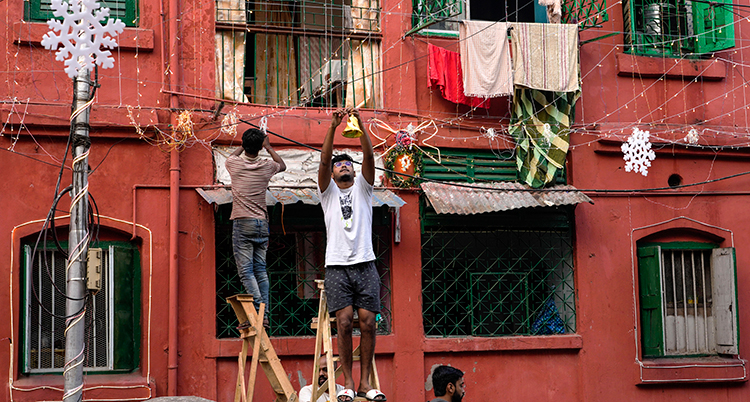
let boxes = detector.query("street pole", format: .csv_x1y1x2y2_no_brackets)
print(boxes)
63,64,91,402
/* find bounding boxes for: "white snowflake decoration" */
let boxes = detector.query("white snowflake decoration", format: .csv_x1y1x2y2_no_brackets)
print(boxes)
41,0,125,78
622,127,656,176
685,128,699,145
541,123,556,146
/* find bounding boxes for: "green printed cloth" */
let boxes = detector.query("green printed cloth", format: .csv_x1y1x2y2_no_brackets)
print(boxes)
509,87,580,188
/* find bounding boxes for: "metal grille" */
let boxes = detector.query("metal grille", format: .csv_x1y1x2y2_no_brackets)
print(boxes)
24,246,112,373
561,0,609,30
215,0,381,108
422,228,575,337
215,208,392,338
661,249,715,355
623,0,691,57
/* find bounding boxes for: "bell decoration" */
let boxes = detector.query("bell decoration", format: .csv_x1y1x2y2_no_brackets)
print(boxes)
342,115,364,138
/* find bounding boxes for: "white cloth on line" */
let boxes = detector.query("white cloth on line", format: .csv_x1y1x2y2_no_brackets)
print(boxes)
459,20,512,98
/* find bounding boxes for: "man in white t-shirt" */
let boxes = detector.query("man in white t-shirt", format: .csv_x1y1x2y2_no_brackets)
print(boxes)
299,356,345,402
317,109,385,402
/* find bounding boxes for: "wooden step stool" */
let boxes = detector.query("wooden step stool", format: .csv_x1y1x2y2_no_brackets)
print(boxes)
309,280,380,402
227,294,298,402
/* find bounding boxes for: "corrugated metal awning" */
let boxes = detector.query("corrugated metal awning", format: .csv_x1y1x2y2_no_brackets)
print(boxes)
421,181,593,215
196,187,406,208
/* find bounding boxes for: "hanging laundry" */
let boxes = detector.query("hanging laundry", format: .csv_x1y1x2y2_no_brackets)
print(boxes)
509,87,580,188
459,21,512,98
537,0,562,23
510,23,579,92
428,44,490,109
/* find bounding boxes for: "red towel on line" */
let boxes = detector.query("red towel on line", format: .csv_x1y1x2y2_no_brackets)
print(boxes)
428,44,490,109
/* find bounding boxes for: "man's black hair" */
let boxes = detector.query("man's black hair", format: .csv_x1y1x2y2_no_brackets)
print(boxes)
331,153,354,171
432,366,464,397
242,128,265,154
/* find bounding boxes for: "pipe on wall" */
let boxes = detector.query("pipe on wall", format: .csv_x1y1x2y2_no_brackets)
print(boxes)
167,0,180,395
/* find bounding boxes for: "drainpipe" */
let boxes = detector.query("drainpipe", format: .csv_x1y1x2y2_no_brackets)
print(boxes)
167,0,180,395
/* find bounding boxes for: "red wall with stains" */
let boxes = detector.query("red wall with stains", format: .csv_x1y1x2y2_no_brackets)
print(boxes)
2,0,750,401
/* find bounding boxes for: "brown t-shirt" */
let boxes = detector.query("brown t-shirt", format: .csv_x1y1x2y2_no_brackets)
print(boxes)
226,153,281,220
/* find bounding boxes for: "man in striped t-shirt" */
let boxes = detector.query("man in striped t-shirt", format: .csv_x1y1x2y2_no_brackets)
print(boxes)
226,128,286,324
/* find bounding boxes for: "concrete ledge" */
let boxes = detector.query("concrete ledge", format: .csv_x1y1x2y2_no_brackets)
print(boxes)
638,357,748,384
12,21,155,51
617,52,726,81
424,334,583,352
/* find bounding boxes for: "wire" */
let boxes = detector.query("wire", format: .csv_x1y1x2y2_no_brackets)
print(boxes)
239,116,750,194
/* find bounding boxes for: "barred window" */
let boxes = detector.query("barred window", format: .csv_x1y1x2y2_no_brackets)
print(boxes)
215,204,392,338
215,0,381,107
21,242,140,374
421,206,576,337
623,0,734,57
638,244,738,357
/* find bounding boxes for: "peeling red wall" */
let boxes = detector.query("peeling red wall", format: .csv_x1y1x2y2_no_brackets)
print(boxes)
2,0,750,401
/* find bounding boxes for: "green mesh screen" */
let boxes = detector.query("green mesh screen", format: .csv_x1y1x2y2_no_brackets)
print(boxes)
422,216,576,337
216,204,392,338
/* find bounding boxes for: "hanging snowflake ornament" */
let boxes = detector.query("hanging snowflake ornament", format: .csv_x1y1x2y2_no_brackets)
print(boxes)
41,0,125,78
685,128,699,145
621,127,656,176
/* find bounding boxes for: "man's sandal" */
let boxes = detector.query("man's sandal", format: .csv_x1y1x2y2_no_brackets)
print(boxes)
357,389,387,401
336,388,355,402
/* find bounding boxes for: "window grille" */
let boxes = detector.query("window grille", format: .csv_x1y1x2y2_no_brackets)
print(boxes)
215,205,392,338
23,246,113,373
662,249,714,355
422,226,576,337
622,0,734,57
215,0,382,107
638,244,739,357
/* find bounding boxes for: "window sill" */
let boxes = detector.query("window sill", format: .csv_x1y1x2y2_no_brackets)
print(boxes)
616,52,726,81
424,334,582,352
12,372,154,399
12,21,154,51
638,356,748,384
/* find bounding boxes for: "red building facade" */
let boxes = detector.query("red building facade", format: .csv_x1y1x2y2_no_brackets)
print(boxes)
2,0,750,401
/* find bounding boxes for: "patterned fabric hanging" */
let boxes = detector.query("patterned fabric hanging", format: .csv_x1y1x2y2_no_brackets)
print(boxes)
509,87,580,188
531,298,566,335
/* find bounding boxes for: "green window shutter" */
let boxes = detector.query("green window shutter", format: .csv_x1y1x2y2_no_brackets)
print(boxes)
711,247,739,355
692,0,734,53
112,244,141,371
422,150,518,183
26,0,138,27
561,0,609,30
638,245,664,357
407,0,462,36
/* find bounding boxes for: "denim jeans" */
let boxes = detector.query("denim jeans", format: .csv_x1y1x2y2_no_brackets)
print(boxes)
232,218,270,312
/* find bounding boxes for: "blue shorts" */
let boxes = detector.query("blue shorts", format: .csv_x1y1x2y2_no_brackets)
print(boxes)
325,261,381,314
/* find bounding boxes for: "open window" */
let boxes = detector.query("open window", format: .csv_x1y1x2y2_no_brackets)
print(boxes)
623,0,734,57
215,0,381,107
638,244,739,357
410,0,608,35
20,241,140,373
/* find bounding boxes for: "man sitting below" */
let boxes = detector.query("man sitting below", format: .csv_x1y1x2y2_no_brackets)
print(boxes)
299,356,345,402
430,365,466,402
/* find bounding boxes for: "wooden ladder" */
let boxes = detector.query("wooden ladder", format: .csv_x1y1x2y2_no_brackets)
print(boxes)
310,280,380,402
227,294,298,402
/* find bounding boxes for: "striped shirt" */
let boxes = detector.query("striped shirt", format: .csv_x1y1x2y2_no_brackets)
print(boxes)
226,153,282,220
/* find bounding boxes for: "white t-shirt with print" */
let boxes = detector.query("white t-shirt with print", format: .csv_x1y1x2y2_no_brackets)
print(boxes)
318,175,375,266
298,383,346,402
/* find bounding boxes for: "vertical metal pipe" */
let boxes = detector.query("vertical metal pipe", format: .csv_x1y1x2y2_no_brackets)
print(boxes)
63,66,91,402
167,0,181,395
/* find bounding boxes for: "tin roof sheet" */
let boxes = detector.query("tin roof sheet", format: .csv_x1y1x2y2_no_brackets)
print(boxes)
196,187,406,208
420,181,593,215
